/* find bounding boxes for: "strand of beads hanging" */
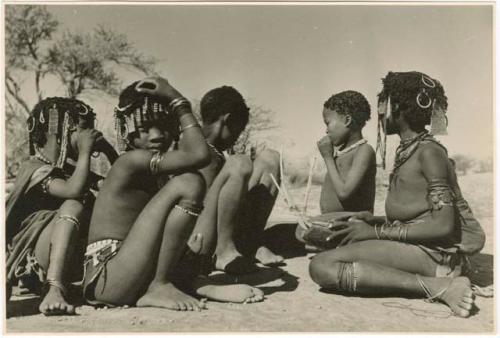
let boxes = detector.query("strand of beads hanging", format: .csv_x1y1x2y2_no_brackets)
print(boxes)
206,140,225,161
32,146,55,166
389,132,430,184
334,139,368,158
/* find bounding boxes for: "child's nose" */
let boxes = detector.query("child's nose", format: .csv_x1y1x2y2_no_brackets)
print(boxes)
148,128,165,143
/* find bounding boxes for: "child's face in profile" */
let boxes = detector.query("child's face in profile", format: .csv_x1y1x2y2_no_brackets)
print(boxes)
69,116,97,158
322,107,350,147
131,122,174,152
217,114,246,150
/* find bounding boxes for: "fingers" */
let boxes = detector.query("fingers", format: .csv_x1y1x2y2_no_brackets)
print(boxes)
326,228,350,242
135,78,158,93
328,220,349,230
338,232,353,246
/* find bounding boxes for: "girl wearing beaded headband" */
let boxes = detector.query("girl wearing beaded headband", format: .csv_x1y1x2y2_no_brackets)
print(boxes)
7,97,117,316
114,81,180,153
309,71,485,318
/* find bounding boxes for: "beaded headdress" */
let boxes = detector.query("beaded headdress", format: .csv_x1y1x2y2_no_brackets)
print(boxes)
114,83,179,152
376,71,448,169
27,97,96,168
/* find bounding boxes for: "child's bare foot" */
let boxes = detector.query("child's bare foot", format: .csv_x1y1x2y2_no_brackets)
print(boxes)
215,244,258,275
255,246,284,266
136,282,206,311
39,286,75,316
426,276,475,318
196,283,264,304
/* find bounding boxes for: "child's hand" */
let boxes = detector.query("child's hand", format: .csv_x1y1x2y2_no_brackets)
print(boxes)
135,77,181,101
317,136,334,158
77,129,102,154
339,211,377,225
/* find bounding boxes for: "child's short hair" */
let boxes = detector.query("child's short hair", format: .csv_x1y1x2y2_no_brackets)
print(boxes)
115,81,179,151
378,71,448,132
200,86,250,133
324,90,371,129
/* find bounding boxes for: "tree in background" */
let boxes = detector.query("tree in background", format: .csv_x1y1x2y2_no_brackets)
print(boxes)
5,5,155,177
451,154,474,176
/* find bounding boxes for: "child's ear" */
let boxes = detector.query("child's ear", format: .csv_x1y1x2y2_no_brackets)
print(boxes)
344,115,353,127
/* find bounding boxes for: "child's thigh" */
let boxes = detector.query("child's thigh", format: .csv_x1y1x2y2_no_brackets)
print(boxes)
317,240,438,276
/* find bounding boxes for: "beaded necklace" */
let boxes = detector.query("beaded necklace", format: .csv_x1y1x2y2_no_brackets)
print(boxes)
206,140,225,161
334,139,367,158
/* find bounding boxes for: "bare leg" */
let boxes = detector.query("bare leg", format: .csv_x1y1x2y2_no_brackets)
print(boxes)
238,150,283,265
309,240,475,317
90,173,206,311
35,199,84,316
197,155,257,274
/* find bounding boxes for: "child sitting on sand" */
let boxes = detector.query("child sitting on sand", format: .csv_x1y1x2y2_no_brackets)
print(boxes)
83,77,263,311
6,97,116,316
318,90,376,214
191,86,283,275
309,71,485,318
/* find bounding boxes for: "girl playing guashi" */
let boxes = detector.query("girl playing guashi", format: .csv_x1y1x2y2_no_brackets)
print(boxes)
83,77,263,311
6,97,116,316
309,71,485,318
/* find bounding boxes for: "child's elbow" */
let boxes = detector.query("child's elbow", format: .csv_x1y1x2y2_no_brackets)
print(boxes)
192,148,211,168
435,218,455,239
337,189,353,202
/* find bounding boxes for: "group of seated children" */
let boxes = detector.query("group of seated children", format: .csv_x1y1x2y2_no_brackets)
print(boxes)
6,71,485,319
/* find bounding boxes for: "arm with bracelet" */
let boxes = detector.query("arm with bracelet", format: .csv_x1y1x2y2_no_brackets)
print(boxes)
327,145,455,246
118,77,211,176
375,145,455,243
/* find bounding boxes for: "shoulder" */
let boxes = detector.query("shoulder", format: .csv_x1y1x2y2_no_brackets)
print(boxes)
104,149,150,179
354,143,376,162
418,141,448,162
114,149,152,169
418,142,450,179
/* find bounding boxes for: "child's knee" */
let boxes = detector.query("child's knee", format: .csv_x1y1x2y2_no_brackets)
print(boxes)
254,149,279,174
59,199,85,219
309,253,343,289
226,155,253,178
171,172,206,201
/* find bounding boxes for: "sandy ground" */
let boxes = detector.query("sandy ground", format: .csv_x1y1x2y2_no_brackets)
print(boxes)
5,172,495,333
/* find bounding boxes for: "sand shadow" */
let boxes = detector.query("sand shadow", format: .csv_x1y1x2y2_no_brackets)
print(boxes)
7,296,41,318
205,266,299,296
467,253,493,287
261,223,308,259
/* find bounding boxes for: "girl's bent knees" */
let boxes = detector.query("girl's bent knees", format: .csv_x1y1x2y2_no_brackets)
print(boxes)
170,172,206,202
255,149,279,172
59,199,85,220
225,155,253,178
309,254,342,289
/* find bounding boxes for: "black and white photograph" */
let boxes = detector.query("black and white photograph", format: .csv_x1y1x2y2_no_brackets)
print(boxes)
3,1,496,334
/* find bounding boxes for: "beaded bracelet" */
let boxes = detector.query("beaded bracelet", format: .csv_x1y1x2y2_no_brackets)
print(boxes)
149,151,163,176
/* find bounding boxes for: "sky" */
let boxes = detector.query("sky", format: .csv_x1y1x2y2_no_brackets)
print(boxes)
11,4,495,162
